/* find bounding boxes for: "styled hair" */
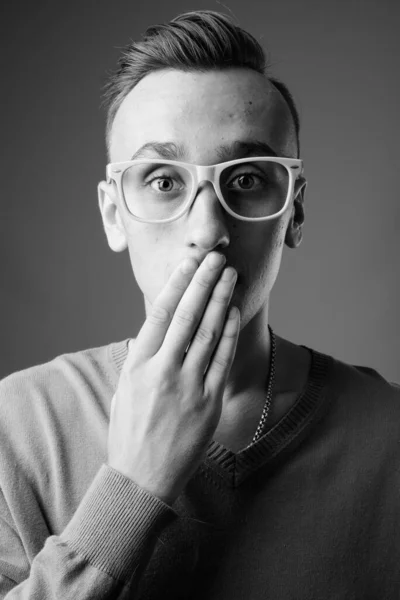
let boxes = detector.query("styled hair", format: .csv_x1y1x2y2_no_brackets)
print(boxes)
103,10,300,157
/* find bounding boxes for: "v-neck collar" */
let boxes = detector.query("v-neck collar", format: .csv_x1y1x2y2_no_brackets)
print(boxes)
204,348,331,487
110,340,332,488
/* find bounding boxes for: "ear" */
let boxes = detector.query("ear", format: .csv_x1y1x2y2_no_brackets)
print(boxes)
285,177,307,249
97,180,128,252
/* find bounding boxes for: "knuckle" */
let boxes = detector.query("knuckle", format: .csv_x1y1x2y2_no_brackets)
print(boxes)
212,354,230,371
195,325,216,345
170,276,188,292
175,307,196,326
147,304,171,325
224,329,237,340
196,275,211,289
222,322,238,338
211,289,231,305
153,369,176,393
147,355,176,387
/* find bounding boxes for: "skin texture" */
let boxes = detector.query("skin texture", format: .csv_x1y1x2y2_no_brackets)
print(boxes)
99,68,309,451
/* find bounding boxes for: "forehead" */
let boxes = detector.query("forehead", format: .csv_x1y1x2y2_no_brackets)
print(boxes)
109,68,296,162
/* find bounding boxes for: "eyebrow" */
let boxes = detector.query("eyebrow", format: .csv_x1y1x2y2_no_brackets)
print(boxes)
217,141,278,160
130,142,185,161
130,140,278,162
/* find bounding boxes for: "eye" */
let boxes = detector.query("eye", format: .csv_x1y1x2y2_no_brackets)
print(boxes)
150,176,175,192
233,174,257,189
227,172,266,191
146,171,184,193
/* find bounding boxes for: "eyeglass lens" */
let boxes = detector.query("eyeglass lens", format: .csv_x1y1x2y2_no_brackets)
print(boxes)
121,160,289,220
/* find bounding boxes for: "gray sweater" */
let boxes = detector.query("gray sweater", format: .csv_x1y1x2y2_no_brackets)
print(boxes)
1,339,399,599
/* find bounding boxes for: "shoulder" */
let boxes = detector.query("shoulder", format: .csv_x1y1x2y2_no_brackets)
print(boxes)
0,340,129,460
324,350,400,401
0,340,125,406
311,347,400,442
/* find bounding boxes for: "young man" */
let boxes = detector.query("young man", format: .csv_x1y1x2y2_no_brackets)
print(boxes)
1,10,399,599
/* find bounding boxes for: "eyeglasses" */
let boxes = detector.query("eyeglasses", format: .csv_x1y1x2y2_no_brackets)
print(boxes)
106,156,304,224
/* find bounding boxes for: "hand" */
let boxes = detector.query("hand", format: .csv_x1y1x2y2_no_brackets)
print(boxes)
107,252,240,505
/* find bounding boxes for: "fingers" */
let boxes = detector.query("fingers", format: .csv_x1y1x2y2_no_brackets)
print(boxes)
133,258,199,359
161,252,229,363
204,306,240,395
133,253,225,360
183,265,238,374
110,393,117,417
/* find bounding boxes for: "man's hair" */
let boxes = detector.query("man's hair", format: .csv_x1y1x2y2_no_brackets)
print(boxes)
103,10,300,157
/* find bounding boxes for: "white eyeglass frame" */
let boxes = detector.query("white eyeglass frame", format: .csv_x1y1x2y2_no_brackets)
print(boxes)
106,156,304,224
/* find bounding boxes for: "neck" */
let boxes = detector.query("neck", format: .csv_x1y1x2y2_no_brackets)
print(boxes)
223,301,272,403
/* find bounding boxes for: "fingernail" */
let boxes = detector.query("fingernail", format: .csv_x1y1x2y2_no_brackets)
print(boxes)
229,306,239,320
181,259,198,274
207,253,225,268
222,267,237,281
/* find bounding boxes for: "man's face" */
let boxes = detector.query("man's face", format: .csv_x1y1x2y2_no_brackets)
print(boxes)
100,68,304,328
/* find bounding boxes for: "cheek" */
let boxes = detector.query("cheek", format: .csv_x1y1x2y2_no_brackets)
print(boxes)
269,219,287,259
238,219,287,278
125,225,178,303
127,245,168,302
261,221,288,282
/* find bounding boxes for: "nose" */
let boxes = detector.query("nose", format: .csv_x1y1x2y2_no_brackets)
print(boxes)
184,181,230,252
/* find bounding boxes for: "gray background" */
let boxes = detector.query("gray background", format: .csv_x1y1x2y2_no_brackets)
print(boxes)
1,0,399,382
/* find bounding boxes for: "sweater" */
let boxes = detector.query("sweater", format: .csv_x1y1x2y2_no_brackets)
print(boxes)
0,339,399,599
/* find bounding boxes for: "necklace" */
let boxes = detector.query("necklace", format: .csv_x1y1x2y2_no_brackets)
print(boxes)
251,324,276,444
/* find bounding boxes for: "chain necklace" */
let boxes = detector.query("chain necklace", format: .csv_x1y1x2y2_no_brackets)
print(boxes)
251,324,276,444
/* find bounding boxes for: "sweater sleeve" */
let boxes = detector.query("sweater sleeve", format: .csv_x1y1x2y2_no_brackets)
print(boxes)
0,465,178,599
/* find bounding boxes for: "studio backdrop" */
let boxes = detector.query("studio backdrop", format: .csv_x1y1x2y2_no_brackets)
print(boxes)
1,0,399,382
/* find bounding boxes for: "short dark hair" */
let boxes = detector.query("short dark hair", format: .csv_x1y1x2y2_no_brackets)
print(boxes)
103,10,300,157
